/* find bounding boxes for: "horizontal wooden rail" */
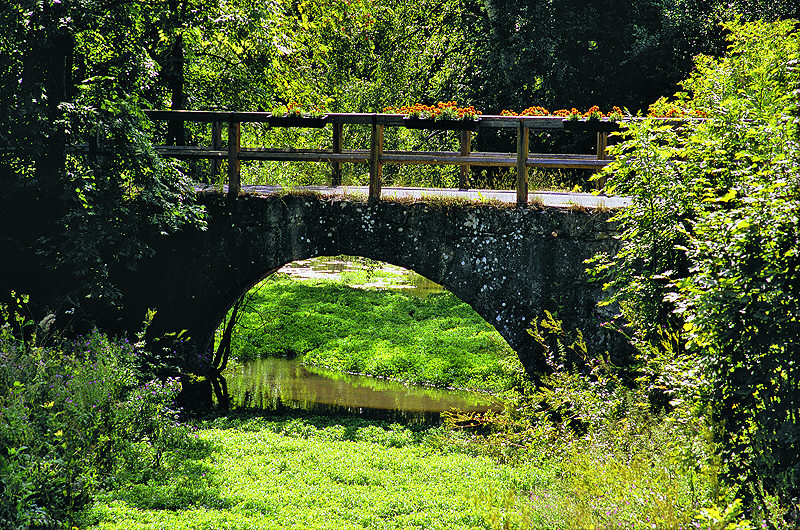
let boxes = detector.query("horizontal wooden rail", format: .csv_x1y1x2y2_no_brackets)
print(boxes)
143,110,625,205
150,146,610,169
143,110,623,131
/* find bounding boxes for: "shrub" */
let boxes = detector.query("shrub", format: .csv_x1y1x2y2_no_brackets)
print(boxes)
0,306,191,528
591,18,800,515
446,311,721,528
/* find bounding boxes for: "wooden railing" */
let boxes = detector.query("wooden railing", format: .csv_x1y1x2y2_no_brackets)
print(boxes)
143,110,619,206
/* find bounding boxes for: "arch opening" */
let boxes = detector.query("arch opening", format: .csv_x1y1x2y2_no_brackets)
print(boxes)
212,255,518,415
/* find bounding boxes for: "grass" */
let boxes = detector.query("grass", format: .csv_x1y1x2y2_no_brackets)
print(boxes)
85,415,542,529
230,275,518,393
83,411,711,530
380,193,510,209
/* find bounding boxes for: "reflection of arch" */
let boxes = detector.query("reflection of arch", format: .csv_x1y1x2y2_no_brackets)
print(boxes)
111,193,621,377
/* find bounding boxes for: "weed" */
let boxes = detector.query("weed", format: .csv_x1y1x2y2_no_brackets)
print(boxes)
0,321,199,528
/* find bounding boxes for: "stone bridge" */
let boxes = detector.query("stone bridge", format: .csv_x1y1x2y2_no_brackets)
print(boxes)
112,189,623,374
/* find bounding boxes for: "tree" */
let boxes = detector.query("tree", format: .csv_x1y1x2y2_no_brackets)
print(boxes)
0,0,204,327
592,19,800,513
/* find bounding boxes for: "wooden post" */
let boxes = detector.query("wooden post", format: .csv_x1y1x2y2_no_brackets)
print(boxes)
596,132,608,160
212,121,223,180
595,131,608,191
459,130,471,190
368,116,383,202
227,121,241,197
332,122,343,187
516,120,529,206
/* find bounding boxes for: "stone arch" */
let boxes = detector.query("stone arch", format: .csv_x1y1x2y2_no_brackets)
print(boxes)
110,192,621,376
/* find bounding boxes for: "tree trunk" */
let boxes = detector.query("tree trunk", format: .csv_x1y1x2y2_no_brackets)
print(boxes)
166,33,186,146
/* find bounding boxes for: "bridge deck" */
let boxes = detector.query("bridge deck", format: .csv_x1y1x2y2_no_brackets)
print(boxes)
199,184,631,210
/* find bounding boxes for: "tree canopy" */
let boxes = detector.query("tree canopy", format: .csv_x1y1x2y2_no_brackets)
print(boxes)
591,17,799,509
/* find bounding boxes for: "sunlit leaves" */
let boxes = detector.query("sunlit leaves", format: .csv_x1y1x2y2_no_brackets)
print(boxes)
591,19,800,505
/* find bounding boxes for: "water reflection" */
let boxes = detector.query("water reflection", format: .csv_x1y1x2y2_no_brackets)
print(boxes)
280,256,444,298
224,257,496,421
226,357,502,421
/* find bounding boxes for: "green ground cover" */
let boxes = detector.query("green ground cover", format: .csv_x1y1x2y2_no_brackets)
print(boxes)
230,275,518,393
3,305,788,529
84,412,704,530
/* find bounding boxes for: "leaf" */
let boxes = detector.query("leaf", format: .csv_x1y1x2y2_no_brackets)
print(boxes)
705,189,737,203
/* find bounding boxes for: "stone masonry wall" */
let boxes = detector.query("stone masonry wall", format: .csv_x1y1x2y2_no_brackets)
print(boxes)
113,191,623,375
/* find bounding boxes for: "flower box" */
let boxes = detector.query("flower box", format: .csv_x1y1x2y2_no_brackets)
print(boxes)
403,117,480,131
562,119,620,133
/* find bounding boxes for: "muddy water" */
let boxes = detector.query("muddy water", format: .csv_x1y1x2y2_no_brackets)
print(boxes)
226,357,502,422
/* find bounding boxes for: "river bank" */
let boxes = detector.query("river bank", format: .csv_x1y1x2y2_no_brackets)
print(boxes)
0,304,746,529
0,258,767,529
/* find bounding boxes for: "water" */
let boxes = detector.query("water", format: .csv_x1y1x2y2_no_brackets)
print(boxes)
225,256,500,422
225,357,502,423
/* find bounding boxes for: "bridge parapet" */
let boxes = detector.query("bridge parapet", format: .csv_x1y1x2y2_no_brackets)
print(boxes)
144,110,621,205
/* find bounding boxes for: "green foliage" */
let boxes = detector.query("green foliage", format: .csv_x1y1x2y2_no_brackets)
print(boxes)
0,1,206,319
446,312,726,528
59,101,205,303
88,311,795,529
230,275,518,392
466,0,797,115
591,18,800,511
140,0,797,190
469,486,535,530
83,411,705,529
0,307,196,528
89,415,535,529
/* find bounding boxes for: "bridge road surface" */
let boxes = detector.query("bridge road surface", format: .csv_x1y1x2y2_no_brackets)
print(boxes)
201,185,632,210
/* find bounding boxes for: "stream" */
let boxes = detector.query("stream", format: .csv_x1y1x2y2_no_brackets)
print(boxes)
222,256,504,422
225,357,502,423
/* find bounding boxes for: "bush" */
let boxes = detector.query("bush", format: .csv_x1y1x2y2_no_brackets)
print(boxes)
591,18,800,514
0,305,191,528
442,311,722,528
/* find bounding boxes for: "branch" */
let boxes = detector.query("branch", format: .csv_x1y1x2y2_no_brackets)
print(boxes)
192,50,243,68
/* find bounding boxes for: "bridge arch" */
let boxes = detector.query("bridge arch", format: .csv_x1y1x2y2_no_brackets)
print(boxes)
113,191,623,375
218,255,517,380
210,249,524,362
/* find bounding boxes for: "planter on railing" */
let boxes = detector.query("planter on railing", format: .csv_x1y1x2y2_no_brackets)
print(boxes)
562,119,620,133
403,117,480,131
267,115,328,128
